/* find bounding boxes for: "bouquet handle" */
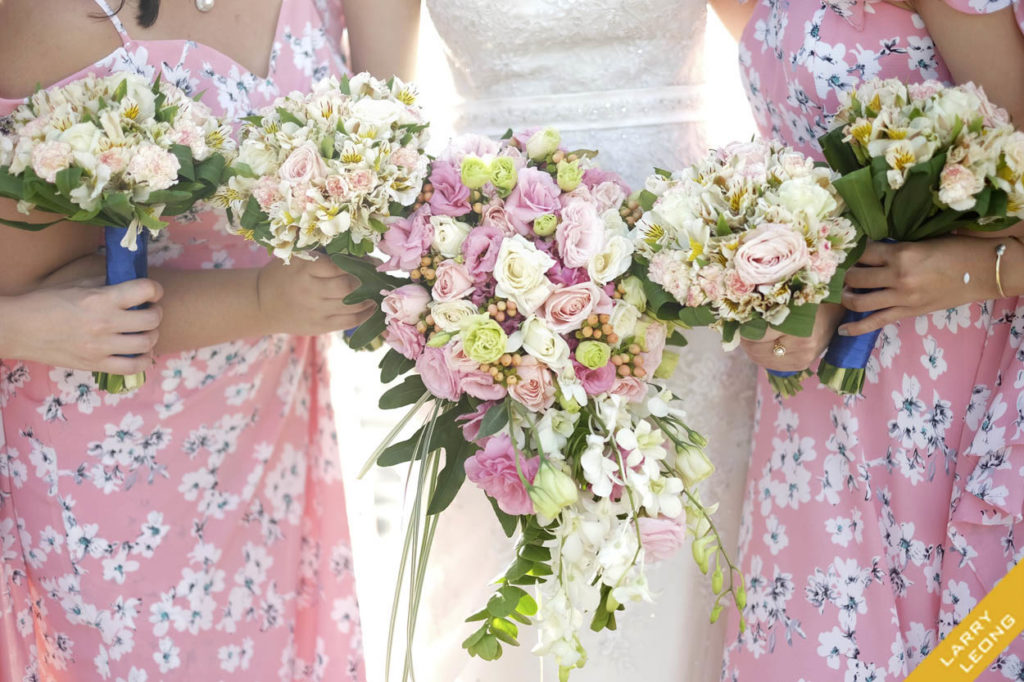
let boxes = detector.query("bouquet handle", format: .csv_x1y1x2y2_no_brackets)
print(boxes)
94,226,149,393
766,368,813,398
816,306,881,396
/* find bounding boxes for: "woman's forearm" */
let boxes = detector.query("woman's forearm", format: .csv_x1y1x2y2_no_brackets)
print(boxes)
148,267,270,354
344,0,421,80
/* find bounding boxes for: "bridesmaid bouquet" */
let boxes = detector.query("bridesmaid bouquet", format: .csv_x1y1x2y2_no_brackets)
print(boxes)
818,77,1024,394
362,130,743,679
218,73,430,348
633,139,861,396
0,73,234,392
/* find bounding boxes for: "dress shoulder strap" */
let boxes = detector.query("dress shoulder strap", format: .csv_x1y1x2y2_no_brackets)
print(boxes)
91,0,132,46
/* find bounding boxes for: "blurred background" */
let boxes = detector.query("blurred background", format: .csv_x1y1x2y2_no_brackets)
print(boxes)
329,6,755,681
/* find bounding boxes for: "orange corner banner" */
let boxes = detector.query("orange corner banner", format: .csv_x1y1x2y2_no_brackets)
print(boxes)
906,560,1024,681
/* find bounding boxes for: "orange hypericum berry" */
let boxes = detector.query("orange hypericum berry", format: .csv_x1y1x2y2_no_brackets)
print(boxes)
628,343,642,355
633,367,647,378
500,354,512,367
618,365,632,377
599,314,610,324
581,327,594,338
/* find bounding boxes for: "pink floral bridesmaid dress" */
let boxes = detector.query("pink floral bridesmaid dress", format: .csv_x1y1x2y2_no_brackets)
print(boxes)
723,2,1024,681
0,2,363,680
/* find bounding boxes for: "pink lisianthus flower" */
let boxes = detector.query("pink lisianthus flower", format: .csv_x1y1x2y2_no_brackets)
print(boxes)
582,168,630,195
464,434,539,515
460,370,508,401
462,225,505,281
504,167,561,236
383,320,425,360
555,198,605,268
458,402,492,442
379,208,434,272
574,359,616,396
415,346,463,401
428,160,471,217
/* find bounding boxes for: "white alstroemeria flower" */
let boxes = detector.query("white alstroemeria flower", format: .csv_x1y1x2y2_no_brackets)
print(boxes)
580,434,619,498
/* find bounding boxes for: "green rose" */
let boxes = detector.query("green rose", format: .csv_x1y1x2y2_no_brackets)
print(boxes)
489,157,518,194
619,275,648,311
528,460,579,518
533,213,558,237
575,341,611,369
556,159,584,192
525,127,562,161
460,156,491,190
460,316,508,364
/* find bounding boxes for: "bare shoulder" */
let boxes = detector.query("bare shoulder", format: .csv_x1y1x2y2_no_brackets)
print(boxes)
0,0,123,100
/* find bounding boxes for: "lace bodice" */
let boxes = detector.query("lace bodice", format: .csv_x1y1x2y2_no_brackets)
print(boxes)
425,0,710,186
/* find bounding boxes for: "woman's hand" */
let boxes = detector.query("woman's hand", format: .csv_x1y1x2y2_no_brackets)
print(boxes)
0,278,163,373
839,236,1012,337
739,302,845,372
256,255,376,336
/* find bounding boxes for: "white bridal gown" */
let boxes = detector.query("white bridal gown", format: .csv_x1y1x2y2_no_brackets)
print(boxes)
410,2,760,681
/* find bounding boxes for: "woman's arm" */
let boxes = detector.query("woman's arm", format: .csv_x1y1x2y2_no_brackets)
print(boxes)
708,0,757,41
342,0,421,80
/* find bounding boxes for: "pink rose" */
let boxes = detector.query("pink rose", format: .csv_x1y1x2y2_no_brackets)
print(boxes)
428,161,471,217
508,356,556,413
733,223,811,286
464,434,539,515
611,375,646,403
460,370,508,401
384,320,425,360
382,284,431,325
31,141,73,183
590,181,628,214
253,175,283,211
462,226,505,281
542,282,612,333
504,167,561,235
638,516,688,563
555,199,606,268
432,260,476,302
480,199,517,236
279,141,327,185
574,360,616,396
444,341,482,374
415,346,463,401
379,208,434,272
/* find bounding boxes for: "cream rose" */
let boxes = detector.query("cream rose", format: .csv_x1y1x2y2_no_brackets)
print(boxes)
587,235,634,285
609,300,641,340
430,300,479,332
733,224,811,286
430,215,472,258
775,179,838,220
279,141,328,185
542,282,607,334
518,316,571,370
494,234,556,315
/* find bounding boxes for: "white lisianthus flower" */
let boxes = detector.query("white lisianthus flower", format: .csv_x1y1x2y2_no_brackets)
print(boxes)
520,316,571,370
430,215,472,258
494,234,556,315
429,300,479,332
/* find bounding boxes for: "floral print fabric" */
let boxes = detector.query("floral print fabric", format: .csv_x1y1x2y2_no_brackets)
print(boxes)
0,1,364,680
723,2,1024,681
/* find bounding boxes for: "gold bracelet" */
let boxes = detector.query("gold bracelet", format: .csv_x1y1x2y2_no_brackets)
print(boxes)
995,243,1008,298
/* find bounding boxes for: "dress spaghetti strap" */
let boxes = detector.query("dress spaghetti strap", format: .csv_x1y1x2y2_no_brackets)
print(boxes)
90,0,131,45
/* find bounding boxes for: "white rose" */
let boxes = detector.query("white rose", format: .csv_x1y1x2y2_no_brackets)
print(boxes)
430,300,479,332
494,234,556,315
279,141,327,185
430,215,472,258
349,98,404,127
588,235,634,285
519,316,571,370
1001,131,1024,177
775,179,838,220
609,300,641,340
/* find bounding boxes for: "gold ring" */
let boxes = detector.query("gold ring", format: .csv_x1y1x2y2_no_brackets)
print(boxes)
772,340,787,357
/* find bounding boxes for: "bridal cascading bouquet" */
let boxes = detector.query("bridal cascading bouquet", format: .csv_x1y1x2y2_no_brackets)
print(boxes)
362,129,745,680
816,78,1024,394
217,72,431,347
633,139,861,396
0,73,234,392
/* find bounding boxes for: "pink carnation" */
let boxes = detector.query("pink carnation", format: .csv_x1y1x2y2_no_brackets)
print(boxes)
462,226,505,281
464,434,539,515
253,175,283,211
126,143,180,191
379,208,433,272
31,141,73,183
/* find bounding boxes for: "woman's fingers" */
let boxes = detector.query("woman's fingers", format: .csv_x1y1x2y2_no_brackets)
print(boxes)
843,264,892,290
96,354,155,376
109,278,164,309
841,287,902,313
857,241,892,266
110,306,163,334
839,308,906,337
106,330,160,356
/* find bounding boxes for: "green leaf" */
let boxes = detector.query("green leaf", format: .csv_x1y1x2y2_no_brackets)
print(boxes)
477,401,509,440
379,349,415,384
379,375,427,410
818,127,862,175
472,634,501,661
338,75,351,95
890,155,944,238
520,544,551,563
462,626,487,648
0,167,25,198
170,144,196,182
678,304,715,328
54,166,83,199
487,589,521,618
426,439,473,515
102,192,134,225
773,303,818,338
490,617,520,646
738,316,767,341
833,166,889,241
112,77,128,102
329,252,407,304
345,308,386,350
275,106,305,127
488,496,518,538
715,213,732,237
637,189,659,212
0,216,62,231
